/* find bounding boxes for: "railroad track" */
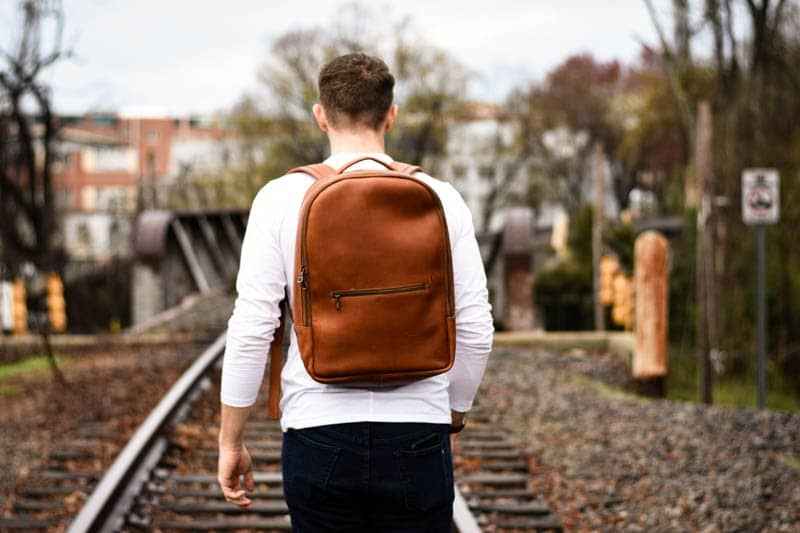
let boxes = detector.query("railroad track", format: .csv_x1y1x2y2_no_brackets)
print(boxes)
2,332,562,532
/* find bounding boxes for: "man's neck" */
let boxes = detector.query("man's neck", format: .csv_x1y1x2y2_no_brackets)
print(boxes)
327,129,386,155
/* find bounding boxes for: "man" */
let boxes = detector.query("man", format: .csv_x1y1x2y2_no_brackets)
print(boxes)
218,52,493,532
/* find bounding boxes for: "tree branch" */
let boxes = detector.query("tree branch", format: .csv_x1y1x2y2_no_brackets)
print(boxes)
30,81,56,242
723,0,739,75
0,169,35,218
643,0,696,148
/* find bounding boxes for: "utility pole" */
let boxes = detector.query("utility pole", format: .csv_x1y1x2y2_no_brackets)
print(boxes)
592,142,606,332
696,101,714,404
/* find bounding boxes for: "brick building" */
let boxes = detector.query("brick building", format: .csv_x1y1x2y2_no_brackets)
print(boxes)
53,112,232,262
55,111,229,212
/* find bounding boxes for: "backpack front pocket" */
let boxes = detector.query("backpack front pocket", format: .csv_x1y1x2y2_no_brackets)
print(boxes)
310,278,451,382
330,282,427,310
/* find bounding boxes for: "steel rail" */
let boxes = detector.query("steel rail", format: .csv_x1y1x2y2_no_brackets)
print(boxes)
453,486,483,533
68,328,487,532
67,332,227,533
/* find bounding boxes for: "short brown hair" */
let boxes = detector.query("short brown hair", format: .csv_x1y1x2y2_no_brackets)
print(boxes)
318,53,394,130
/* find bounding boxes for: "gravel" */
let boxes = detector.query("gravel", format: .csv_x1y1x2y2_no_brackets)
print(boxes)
477,346,800,531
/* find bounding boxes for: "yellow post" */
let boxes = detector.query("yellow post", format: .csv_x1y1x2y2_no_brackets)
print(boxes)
12,278,28,336
611,273,634,331
599,255,619,306
46,272,67,333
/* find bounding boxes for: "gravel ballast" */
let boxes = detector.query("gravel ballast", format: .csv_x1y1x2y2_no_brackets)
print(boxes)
477,346,800,531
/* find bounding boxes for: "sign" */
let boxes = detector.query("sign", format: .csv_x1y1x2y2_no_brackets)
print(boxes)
742,168,780,225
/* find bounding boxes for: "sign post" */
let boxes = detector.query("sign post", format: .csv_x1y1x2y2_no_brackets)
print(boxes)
742,168,780,408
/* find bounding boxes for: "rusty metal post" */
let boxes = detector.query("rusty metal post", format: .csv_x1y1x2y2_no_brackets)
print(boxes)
633,231,670,397
502,207,535,331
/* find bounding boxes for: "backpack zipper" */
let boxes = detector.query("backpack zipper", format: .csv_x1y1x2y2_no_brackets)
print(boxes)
297,265,309,325
298,172,455,326
331,282,427,311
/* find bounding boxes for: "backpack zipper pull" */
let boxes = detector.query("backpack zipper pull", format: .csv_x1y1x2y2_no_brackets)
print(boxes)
333,294,342,310
298,265,307,288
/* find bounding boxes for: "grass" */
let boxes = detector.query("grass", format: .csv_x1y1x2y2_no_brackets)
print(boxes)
0,383,22,396
667,346,799,412
0,354,67,396
589,380,652,405
562,373,653,405
781,455,800,472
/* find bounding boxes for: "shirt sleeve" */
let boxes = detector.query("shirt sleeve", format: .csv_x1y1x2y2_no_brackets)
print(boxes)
445,185,494,412
220,182,287,408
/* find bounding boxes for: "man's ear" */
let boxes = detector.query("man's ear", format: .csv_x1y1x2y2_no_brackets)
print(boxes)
312,104,329,132
384,104,398,132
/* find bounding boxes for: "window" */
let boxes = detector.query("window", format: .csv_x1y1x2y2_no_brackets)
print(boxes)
92,115,118,127
56,189,74,210
76,223,91,250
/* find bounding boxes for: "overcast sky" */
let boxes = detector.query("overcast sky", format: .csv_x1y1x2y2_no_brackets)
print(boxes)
0,0,670,116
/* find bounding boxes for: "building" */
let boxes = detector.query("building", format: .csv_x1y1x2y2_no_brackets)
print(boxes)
440,103,619,236
53,111,234,263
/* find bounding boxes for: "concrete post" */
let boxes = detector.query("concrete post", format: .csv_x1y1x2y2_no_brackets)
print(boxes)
132,263,164,326
633,231,669,396
502,207,535,331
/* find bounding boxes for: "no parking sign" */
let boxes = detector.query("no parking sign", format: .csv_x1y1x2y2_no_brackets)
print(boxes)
742,169,780,225
741,168,779,408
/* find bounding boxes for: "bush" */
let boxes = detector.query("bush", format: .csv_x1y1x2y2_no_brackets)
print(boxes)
534,257,594,331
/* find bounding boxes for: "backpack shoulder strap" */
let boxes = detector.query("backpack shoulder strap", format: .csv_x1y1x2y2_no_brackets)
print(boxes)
266,299,287,420
288,163,337,180
389,161,423,175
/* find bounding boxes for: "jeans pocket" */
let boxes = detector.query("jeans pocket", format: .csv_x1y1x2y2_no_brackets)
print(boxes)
282,429,342,506
396,432,454,512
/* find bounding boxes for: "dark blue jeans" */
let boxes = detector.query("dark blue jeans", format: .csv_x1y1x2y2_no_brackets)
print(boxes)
281,422,454,532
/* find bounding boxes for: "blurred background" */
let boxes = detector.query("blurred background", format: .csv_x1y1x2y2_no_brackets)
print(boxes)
1,0,798,411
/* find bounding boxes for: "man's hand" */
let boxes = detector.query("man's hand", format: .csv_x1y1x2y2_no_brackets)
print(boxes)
218,444,255,509
450,409,466,431
218,403,254,508
450,409,467,449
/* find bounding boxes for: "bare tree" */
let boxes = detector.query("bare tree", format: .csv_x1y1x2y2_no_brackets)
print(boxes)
674,0,693,65
226,3,470,197
1,0,70,385
644,0,800,395
0,0,69,271
495,54,624,231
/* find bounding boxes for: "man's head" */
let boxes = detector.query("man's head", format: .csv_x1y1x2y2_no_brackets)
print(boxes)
315,53,396,133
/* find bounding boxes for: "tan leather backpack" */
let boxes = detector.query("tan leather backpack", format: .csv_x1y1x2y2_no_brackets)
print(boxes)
266,156,456,419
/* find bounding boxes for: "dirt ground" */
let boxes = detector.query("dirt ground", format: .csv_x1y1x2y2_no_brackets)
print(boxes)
0,342,204,495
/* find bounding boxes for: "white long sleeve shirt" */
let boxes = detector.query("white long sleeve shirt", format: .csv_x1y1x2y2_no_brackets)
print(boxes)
221,152,493,431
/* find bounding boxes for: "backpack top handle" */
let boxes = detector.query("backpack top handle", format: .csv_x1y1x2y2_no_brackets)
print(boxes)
337,156,422,176
337,156,395,173
290,157,422,181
